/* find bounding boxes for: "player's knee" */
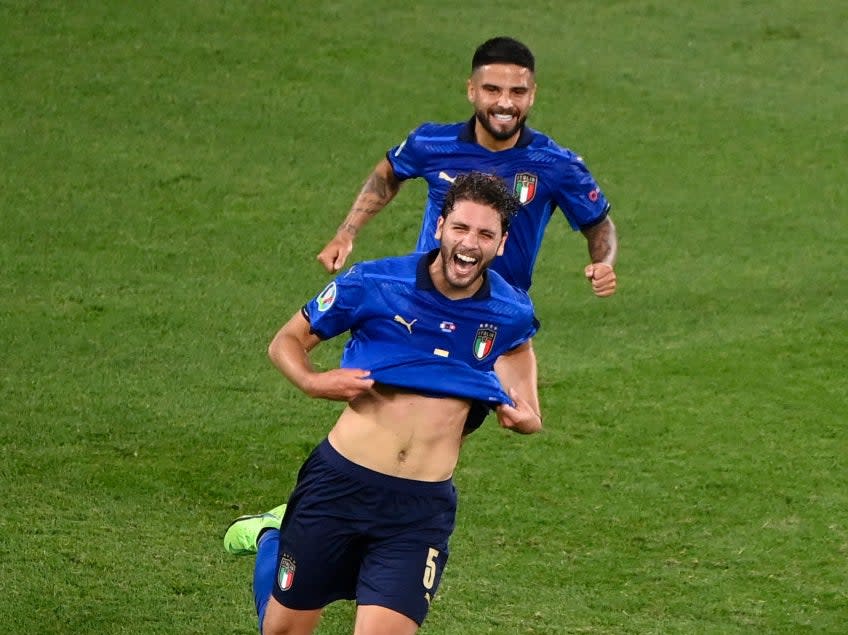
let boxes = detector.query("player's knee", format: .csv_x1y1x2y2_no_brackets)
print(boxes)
262,598,320,635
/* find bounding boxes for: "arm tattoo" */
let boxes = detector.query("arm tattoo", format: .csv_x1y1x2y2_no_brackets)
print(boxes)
351,173,395,219
362,172,395,204
339,221,359,237
584,218,619,265
339,172,399,236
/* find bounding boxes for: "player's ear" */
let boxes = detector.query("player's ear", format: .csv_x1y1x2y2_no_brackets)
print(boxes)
466,77,474,103
434,216,445,241
496,232,507,256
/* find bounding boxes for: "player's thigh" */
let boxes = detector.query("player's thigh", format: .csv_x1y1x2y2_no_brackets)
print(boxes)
262,595,322,635
354,604,418,635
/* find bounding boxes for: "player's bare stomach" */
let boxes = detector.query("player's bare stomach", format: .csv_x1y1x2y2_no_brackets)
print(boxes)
328,383,469,482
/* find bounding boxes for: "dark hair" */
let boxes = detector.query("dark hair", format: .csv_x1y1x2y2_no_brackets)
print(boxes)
441,172,520,234
471,36,535,73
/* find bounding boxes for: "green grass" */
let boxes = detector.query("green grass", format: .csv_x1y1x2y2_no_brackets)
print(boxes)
2,1,846,633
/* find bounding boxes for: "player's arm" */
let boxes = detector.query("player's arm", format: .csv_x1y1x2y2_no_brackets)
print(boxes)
268,310,374,401
316,158,402,273
493,340,542,434
581,216,619,297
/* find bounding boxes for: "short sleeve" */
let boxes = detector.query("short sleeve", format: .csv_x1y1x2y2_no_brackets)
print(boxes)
303,265,366,340
505,314,540,352
553,158,611,230
385,125,427,181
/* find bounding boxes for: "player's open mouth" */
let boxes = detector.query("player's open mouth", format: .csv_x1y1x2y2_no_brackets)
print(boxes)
453,252,478,274
490,110,517,125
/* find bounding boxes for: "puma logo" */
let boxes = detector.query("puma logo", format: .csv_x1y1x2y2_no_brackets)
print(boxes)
438,171,456,184
393,314,418,334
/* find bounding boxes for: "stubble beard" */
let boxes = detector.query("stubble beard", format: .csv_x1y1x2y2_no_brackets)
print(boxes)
441,247,491,291
475,108,528,142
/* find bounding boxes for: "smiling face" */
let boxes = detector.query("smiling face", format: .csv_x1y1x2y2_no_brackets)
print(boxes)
467,63,536,150
431,199,508,299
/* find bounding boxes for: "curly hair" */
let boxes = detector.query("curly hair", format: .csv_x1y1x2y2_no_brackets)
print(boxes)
440,172,520,234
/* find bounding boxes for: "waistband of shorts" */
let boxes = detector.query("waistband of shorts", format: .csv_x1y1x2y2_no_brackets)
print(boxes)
317,438,454,496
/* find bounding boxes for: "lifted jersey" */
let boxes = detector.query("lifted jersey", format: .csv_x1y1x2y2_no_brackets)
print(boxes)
303,251,538,405
387,118,610,291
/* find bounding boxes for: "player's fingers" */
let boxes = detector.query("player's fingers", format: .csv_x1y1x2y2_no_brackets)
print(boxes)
593,283,617,297
593,263,614,278
316,251,334,273
343,368,371,378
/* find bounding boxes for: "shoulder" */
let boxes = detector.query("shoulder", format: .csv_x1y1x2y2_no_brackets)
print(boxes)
486,271,535,314
344,252,419,281
403,121,466,147
410,121,465,137
525,127,582,162
523,129,600,180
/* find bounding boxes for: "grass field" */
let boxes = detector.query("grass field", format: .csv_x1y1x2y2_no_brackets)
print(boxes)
2,1,846,633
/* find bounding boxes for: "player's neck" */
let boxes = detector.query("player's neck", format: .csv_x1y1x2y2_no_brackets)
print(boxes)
474,121,521,152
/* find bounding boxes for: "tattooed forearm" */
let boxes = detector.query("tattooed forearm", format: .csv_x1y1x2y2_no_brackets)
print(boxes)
361,171,397,205
582,217,618,265
339,221,359,236
337,162,401,237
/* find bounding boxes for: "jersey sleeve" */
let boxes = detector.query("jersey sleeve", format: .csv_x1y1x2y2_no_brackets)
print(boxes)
302,265,367,340
505,288,541,352
504,315,540,352
553,157,611,230
385,124,428,181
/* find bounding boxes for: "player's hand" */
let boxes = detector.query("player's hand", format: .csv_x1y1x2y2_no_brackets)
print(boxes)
317,235,354,273
584,262,617,297
304,368,374,401
495,388,542,434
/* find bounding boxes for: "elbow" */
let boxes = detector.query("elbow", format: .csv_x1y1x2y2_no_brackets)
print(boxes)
267,334,287,369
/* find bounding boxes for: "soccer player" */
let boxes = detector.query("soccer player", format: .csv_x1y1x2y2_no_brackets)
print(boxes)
317,35,618,297
236,173,541,635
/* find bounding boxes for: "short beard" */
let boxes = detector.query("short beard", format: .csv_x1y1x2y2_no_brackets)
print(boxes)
440,247,492,291
475,109,527,141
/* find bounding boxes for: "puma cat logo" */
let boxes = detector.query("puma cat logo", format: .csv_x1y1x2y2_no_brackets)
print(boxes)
438,171,456,183
393,314,418,334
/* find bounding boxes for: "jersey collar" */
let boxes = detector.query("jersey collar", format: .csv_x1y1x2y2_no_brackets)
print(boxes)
459,116,534,148
417,249,492,299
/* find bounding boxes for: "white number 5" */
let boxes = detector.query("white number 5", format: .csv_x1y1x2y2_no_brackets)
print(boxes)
422,547,440,589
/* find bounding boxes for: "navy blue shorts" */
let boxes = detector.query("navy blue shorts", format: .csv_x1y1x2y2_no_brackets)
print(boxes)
271,439,457,625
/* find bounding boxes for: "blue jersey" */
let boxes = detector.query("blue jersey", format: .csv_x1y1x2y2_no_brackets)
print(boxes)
303,251,539,405
387,118,611,291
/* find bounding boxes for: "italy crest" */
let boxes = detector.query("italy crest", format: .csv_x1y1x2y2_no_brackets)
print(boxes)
278,554,296,591
473,324,498,360
513,172,537,204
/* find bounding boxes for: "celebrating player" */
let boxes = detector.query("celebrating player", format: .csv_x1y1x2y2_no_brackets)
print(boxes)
242,173,542,635
317,35,618,297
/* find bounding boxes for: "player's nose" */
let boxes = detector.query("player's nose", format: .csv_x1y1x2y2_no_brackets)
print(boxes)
497,92,513,109
459,232,480,249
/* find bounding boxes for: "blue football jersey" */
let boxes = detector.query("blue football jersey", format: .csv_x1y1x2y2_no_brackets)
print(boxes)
303,251,539,405
387,118,611,291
